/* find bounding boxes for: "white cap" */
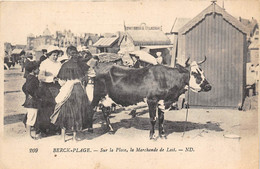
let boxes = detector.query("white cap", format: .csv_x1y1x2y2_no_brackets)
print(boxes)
47,45,60,54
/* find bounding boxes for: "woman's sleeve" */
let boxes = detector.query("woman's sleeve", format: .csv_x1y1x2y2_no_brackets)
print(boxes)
38,62,47,81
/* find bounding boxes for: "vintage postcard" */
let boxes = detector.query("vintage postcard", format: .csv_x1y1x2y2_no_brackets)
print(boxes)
0,0,259,169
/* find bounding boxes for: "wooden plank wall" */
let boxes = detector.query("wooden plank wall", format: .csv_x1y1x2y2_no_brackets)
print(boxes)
183,14,245,108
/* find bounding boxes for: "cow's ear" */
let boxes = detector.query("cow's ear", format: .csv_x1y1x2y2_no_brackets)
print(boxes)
185,57,190,68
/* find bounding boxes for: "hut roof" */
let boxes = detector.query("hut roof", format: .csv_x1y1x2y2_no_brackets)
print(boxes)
170,18,191,33
249,40,259,49
179,3,249,35
126,30,171,46
239,17,258,36
94,53,121,63
93,37,119,47
11,49,24,55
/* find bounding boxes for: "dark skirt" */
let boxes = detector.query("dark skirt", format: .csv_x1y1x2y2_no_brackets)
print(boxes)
36,82,60,133
54,83,91,132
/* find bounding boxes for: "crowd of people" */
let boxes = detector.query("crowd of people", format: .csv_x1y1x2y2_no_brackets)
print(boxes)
22,45,94,141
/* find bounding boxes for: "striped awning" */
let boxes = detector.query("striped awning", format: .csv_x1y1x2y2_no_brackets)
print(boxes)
93,37,119,47
11,49,24,55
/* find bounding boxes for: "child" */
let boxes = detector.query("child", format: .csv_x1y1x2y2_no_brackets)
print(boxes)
22,61,41,139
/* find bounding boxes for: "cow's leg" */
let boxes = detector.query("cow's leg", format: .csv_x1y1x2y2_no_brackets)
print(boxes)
158,100,166,139
101,106,114,134
147,99,158,140
158,108,166,139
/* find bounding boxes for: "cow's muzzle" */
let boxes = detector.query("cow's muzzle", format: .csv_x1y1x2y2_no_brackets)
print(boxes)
200,80,212,92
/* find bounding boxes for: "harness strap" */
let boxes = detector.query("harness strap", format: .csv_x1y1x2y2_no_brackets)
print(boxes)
182,85,190,137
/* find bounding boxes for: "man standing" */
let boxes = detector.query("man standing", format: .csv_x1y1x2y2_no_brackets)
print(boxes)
39,49,47,64
23,53,34,78
20,51,26,72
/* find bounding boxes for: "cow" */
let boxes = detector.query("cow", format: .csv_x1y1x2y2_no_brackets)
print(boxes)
90,56,212,139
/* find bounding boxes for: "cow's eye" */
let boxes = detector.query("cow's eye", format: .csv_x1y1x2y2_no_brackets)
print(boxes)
191,72,197,76
196,76,202,84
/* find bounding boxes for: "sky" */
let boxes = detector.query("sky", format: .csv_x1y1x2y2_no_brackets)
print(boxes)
0,0,259,45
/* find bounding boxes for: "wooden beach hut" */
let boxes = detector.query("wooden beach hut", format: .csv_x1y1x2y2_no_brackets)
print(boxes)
177,2,248,108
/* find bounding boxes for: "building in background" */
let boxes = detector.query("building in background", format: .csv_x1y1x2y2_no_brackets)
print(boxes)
80,33,99,54
93,36,120,53
55,29,80,48
167,18,191,67
239,17,259,64
120,23,172,65
4,42,14,56
26,26,55,51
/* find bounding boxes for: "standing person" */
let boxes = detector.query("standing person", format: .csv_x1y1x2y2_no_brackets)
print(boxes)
156,52,163,64
50,46,91,141
22,61,41,139
37,46,62,136
23,53,34,78
85,56,98,101
20,52,26,72
39,49,48,64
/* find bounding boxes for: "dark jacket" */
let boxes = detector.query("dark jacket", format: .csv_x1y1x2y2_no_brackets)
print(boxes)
39,55,47,64
23,58,33,78
22,74,41,109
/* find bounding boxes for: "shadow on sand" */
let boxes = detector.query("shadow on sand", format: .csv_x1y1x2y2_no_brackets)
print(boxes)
78,111,223,141
4,113,26,125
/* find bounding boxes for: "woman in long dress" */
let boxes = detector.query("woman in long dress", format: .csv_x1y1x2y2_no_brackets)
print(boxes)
50,46,92,141
37,46,62,136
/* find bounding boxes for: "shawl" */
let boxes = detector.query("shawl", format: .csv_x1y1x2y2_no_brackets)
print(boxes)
50,79,81,124
57,59,88,80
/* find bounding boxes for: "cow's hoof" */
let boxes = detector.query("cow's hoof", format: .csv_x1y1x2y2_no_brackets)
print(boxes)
87,128,93,133
150,134,157,140
107,127,115,134
108,130,115,134
159,134,167,139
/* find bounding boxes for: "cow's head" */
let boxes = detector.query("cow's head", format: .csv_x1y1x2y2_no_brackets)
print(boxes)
185,56,212,93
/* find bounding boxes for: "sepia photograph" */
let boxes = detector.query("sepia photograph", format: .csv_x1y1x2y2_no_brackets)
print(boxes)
0,0,259,169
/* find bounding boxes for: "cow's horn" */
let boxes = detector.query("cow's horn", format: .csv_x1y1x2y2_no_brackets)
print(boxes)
197,56,207,65
185,57,190,67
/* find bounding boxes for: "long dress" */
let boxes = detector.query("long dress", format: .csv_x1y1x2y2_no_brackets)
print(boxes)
51,58,92,131
37,58,62,134
54,82,90,131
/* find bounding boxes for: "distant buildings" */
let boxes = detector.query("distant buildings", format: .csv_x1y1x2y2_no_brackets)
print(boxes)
26,27,101,55
27,26,56,50
80,33,99,54
239,17,259,64
55,29,80,48
120,23,172,65
4,42,13,56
